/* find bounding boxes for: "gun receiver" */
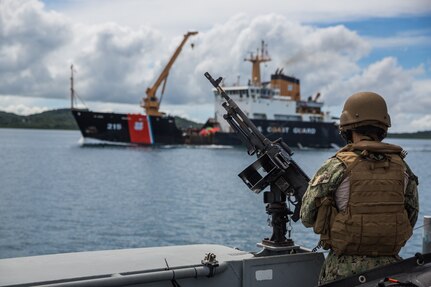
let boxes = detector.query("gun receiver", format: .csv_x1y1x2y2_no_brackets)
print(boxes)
204,72,310,249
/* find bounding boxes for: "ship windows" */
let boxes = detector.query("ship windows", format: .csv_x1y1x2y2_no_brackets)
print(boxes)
260,89,273,99
274,114,288,120
309,116,323,122
253,113,267,120
239,90,248,98
288,84,293,91
225,90,248,99
274,114,302,121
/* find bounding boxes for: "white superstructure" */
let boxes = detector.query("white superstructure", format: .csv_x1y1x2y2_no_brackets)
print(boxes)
213,85,331,133
211,41,335,133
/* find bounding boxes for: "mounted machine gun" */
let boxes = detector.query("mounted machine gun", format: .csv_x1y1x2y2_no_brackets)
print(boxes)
204,72,310,252
141,31,198,116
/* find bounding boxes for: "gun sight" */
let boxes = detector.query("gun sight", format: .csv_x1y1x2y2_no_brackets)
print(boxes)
204,72,222,88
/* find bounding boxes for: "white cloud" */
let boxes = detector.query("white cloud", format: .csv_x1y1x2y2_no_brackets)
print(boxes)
411,114,431,131
0,95,53,115
59,0,431,35
0,0,430,132
368,33,431,49
320,57,431,132
0,0,72,98
3,104,49,116
322,57,424,105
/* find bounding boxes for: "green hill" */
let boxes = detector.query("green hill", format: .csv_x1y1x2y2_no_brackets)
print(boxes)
0,109,78,130
387,130,431,139
0,109,203,130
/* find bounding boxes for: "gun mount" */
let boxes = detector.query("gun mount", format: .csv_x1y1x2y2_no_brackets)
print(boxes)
204,72,310,252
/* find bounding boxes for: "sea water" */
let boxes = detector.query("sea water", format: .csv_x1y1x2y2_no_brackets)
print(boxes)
0,128,430,259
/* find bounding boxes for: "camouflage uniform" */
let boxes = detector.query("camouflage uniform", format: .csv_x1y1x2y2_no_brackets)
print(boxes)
300,154,419,284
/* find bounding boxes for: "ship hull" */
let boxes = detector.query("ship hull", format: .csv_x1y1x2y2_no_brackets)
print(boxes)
72,110,344,148
72,109,184,145
213,119,345,148
256,119,343,148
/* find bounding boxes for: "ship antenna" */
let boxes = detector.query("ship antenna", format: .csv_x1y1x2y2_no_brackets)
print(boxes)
69,65,87,110
244,40,271,86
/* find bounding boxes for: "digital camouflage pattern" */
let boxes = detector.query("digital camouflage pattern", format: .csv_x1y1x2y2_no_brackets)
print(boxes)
319,250,400,284
300,153,419,284
301,158,345,229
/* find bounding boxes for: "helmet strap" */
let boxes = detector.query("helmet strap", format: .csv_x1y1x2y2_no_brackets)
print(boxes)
340,130,353,143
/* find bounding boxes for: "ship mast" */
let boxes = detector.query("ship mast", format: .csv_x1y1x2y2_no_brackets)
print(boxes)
142,31,198,116
244,40,271,86
70,64,75,109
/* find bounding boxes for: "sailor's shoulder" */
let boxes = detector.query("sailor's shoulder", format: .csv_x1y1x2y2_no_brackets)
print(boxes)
310,158,345,187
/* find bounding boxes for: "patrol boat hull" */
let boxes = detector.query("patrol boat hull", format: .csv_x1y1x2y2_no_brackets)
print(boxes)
0,244,324,287
1,244,430,287
209,119,344,148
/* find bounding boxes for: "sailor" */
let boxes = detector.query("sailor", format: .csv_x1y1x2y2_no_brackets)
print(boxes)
300,92,419,284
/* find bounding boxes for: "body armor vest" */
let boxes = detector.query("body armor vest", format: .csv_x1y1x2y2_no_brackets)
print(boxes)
320,141,412,256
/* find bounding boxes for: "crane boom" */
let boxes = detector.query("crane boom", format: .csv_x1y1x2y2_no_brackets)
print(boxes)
141,31,198,116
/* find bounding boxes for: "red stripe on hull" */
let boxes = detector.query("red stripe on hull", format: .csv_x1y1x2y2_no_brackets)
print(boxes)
127,114,152,144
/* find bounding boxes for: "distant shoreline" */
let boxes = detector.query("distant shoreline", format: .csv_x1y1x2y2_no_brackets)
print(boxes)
387,132,431,139
0,108,202,131
1,109,430,139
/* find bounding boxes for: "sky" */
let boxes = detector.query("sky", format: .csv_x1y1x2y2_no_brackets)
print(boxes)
0,0,430,132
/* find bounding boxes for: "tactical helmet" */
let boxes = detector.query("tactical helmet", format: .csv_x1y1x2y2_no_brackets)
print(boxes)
339,92,391,132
